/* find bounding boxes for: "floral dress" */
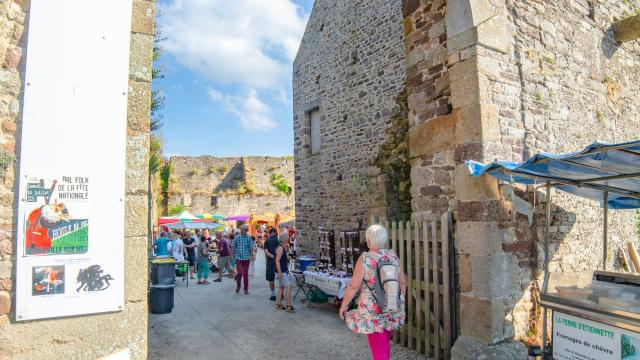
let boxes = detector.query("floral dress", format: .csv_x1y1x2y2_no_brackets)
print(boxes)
345,249,405,334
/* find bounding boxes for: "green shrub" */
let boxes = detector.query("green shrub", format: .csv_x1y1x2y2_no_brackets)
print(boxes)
169,204,185,215
160,163,173,193
270,173,292,195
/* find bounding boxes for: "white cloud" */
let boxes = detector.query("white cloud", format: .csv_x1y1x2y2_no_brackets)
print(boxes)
207,87,277,131
206,86,223,102
226,90,277,131
159,0,308,90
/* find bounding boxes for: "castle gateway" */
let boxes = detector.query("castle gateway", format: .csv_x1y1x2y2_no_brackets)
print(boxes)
293,0,640,357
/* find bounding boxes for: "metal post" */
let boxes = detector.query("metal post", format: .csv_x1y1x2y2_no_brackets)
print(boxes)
603,191,609,270
542,181,552,353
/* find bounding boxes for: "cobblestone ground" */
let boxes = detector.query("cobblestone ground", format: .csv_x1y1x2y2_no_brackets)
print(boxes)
149,252,428,360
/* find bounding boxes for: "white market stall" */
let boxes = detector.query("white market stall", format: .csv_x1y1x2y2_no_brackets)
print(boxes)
467,140,640,360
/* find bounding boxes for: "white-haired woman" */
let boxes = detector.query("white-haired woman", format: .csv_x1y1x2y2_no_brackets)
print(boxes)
339,225,406,360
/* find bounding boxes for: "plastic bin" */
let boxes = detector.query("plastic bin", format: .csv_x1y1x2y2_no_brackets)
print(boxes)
298,256,316,272
150,258,176,285
149,284,174,314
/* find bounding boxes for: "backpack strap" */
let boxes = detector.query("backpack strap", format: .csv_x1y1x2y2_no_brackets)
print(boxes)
362,251,385,308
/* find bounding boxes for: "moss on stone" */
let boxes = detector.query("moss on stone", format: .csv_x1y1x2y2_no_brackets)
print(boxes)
372,90,412,221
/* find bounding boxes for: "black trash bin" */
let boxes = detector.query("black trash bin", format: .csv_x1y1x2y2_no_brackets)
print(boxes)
150,258,176,285
149,284,174,314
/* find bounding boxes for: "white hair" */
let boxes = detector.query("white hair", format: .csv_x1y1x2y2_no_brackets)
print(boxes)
278,231,289,244
366,225,388,249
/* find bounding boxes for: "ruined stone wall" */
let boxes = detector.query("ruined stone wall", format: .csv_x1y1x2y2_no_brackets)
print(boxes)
293,0,406,253
0,1,153,358
167,156,294,216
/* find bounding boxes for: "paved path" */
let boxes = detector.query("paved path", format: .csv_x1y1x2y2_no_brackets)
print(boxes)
149,251,427,360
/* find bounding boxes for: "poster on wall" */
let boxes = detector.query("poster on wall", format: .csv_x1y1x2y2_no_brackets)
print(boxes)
24,176,89,256
15,0,132,321
553,311,640,360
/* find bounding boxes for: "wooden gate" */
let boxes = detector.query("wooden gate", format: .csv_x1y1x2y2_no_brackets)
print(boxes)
372,212,457,360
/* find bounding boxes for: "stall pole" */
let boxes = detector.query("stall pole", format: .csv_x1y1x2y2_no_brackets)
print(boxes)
603,191,609,270
542,181,552,353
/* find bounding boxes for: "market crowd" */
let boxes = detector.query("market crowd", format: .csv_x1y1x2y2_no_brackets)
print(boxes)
153,223,298,310
154,223,407,360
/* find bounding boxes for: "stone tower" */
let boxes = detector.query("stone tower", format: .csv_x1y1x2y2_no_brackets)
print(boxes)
294,0,640,358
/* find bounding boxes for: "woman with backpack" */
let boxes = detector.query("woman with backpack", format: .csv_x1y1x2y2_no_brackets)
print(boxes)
339,225,406,360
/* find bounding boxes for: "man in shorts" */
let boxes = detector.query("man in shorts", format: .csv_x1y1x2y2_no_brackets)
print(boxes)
263,228,279,301
214,231,231,283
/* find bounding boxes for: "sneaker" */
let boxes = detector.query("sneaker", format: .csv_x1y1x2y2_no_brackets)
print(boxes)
244,290,249,295
269,295,276,301
214,279,222,282
236,288,240,293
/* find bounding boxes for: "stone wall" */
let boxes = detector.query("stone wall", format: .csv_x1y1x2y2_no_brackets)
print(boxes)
403,0,640,357
293,0,406,254
167,156,294,216
497,0,640,345
404,0,455,223
0,1,153,359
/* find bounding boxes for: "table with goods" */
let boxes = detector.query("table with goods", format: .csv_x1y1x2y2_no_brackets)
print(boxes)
294,229,368,309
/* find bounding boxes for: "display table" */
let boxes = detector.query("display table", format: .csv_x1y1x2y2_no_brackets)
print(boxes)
303,271,351,299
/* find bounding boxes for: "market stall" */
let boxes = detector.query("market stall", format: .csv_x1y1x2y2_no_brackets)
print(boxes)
302,270,350,298
467,140,640,359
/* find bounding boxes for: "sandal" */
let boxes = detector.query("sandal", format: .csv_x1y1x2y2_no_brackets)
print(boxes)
276,304,285,310
285,306,296,312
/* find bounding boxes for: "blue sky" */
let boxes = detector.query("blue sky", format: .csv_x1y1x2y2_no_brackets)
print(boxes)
154,0,315,157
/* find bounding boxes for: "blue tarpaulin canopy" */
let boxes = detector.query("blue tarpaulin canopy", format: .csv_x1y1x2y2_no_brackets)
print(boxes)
466,140,640,209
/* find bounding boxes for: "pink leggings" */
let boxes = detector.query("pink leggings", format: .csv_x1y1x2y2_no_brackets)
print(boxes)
366,330,393,360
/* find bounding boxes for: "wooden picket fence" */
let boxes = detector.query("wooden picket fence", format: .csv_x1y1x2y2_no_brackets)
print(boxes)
372,212,457,360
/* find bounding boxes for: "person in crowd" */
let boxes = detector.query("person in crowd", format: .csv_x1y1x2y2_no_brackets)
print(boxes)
197,235,210,285
214,231,231,283
228,232,237,278
274,231,294,312
287,226,297,259
183,230,197,279
154,231,170,257
167,232,177,255
171,231,185,262
231,224,256,294
339,225,406,360
249,232,257,277
263,227,279,301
